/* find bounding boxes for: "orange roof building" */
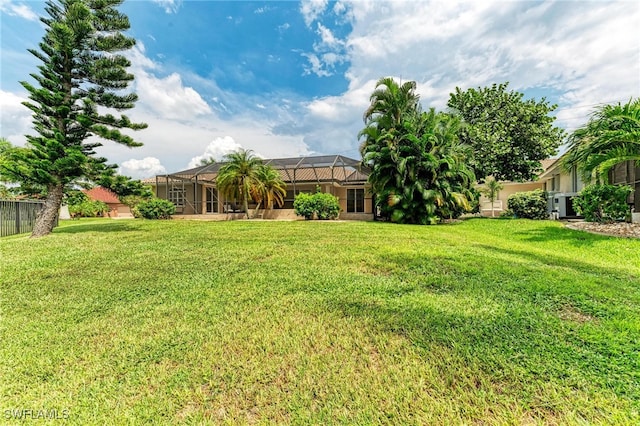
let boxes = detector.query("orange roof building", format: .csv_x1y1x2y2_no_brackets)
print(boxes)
83,186,132,218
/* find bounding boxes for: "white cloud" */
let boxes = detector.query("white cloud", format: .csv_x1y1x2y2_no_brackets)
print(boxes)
151,0,182,14
136,72,212,120
0,1,38,21
119,157,167,179
300,0,328,27
301,53,332,77
0,90,33,145
187,136,243,168
315,23,342,50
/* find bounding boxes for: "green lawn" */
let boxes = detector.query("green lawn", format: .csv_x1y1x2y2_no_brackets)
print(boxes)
1,218,639,424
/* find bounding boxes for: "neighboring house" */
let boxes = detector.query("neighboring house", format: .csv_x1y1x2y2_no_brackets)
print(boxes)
537,158,586,218
83,186,132,218
477,159,557,217
146,155,374,220
478,156,639,219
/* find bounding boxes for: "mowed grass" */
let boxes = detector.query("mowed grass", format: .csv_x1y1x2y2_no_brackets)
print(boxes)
1,218,639,424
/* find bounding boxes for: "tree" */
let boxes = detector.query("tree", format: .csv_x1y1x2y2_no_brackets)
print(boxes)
199,157,216,166
0,0,147,237
363,77,421,130
562,98,640,183
448,82,564,182
216,149,262,217
481,177,504,217
361,80,477,225
250,164,286,216
96,173,153,198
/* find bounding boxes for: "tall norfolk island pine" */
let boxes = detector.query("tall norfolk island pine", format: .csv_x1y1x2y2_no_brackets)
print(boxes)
1,0,146,237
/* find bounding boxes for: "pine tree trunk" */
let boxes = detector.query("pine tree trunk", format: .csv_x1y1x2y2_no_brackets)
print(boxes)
31,184,63,238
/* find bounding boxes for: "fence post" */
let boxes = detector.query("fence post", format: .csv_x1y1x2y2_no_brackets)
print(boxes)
16,203,21,235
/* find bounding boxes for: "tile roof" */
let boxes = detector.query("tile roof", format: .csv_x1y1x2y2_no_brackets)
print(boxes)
83,186,121,204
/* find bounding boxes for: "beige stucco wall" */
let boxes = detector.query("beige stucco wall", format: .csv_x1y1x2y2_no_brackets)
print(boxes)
478,181,543,216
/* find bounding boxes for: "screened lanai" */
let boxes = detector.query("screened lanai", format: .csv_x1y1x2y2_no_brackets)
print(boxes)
150,155,373,218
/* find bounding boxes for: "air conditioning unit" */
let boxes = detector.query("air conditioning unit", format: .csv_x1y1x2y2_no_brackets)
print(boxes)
551,193,580,218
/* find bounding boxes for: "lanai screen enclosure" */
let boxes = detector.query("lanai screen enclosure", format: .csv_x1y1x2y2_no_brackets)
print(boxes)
152,155,373,218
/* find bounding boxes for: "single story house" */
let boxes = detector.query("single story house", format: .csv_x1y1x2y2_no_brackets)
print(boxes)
145,155,374,220
478,156,640,219
83,186,132,218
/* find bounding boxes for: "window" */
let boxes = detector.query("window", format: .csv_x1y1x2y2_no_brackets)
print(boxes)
347,188,364,213
169,188,186,207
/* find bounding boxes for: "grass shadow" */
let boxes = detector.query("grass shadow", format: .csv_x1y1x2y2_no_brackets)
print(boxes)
54,220,144,234
512,223,607,246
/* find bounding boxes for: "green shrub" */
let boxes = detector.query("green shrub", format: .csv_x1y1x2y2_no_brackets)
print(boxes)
499,209,515,219
507,190,548,220
293,189,341,220
135,198,176,219
313,192,341,220
68,200,110,217
293,192,315,220
572,184,632,223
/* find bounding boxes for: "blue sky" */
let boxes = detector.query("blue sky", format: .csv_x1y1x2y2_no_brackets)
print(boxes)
1,0,639,178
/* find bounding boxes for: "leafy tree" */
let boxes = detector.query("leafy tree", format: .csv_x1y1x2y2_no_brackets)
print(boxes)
481,177,504,217
448,82,564,182
216,149,262,217
562,98,640,183
250,164,286,216
63,189,88,206
0,0,147,237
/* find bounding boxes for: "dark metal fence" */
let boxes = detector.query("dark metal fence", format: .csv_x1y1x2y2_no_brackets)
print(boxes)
0,200,46,237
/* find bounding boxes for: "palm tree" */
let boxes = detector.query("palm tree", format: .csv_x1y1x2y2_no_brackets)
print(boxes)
359,77,421,157
250,165,286,217
363,77,421,127
364,108,476,224
563,98,640,183
481,177,504,217
216,149,262,217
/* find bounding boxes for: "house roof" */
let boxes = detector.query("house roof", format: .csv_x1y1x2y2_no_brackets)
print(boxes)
155,155,369,186
83,186,120,204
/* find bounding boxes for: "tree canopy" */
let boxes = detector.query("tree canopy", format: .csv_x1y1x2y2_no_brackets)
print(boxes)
0,0,146,236
448,82,564,182
562,98,640,183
